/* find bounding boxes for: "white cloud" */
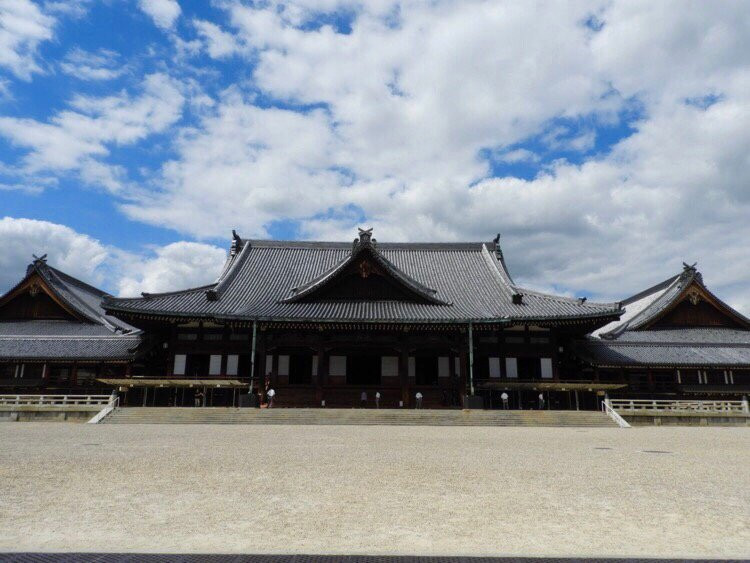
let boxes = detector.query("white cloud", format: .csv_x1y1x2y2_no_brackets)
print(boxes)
60,47,125,81
0,0,56,80
0,216,108,292
138,0,181,31
0,216,228,300
193,19,240,58
0,73,185,191
116,241,228,296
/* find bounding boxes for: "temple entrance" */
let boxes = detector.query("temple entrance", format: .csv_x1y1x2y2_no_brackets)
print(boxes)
347,354,381,386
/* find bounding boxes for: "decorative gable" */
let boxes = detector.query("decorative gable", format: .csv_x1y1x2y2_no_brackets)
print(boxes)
650,282,746,329
281,228,449,305
0,272,78,321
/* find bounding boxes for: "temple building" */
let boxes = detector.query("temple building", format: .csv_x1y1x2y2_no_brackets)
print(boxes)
102,229,624,409
575,264,750,399
0,256,141,394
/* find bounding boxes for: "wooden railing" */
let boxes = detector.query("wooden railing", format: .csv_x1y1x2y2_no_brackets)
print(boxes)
0,394,113,407
610,399,749,414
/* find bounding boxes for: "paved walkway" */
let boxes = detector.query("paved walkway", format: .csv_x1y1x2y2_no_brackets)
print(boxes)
1,424,748,559
0,556,743,562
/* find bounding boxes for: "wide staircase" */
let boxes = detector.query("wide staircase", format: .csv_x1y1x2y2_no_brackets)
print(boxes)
101,408,617,427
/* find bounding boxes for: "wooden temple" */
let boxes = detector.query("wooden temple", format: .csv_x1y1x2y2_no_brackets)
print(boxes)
102,228,623,408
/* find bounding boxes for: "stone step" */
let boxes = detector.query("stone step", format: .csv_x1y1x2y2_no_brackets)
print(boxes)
102,408,617,427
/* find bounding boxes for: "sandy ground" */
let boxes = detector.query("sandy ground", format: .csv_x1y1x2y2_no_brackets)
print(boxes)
0,424,748,559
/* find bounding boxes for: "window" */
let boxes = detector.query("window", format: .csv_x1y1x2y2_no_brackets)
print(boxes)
488,357,501,378
278,355,290,376
209,355,222,375
505,336,525,344
229,332,248,341
265,355,273,376
540,358,553,379
177,333,198,341
204,333,224,341
438,357,450,378
505,357,518,378
226,355,239,376
173,354,187,375
329,355,346,376
530,336,550,344
23,364,44,379
381,356,398,378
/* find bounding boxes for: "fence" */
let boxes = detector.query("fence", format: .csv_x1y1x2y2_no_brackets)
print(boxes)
0,394,113,407
609,398,748,414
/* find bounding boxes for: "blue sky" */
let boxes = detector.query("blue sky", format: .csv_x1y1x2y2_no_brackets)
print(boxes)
1,1,749,314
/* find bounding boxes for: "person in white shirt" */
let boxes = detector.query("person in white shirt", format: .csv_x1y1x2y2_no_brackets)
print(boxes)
267,388,275,408
500,392,509,410
415,391,423,409
538,392,545,410
360,390,368,408
375,391,381,409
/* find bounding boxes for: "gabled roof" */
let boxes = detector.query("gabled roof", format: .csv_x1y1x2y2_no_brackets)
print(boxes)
0,257,137,333
579,264,750,368
281,228,448,305
593,264,750,338
104,229,621,326
0,258,140,361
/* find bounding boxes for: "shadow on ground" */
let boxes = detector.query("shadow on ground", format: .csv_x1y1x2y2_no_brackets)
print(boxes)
0,556,738,562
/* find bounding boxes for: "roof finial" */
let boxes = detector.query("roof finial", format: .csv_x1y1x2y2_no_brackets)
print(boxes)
682,261,697,272
358,227,373,243
492,233,504,261
32,253,47,264
230,230,243,256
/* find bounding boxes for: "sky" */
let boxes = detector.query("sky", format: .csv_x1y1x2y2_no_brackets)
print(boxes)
0,0,749,314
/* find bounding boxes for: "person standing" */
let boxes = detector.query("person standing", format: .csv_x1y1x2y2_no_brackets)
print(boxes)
194,390,202,408
360,390,368,408
267,388,275,408
415,391,423,409
538,392,545,410
375,391,381,409
501,392,509,410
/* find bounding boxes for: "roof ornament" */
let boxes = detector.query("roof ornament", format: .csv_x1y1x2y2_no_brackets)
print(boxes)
353,227,374,252
578,297,587,304
230,230,243,257
32,253,47,264
492,233,504,261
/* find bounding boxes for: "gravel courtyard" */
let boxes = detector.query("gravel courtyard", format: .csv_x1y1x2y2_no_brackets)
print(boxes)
0,424,748,559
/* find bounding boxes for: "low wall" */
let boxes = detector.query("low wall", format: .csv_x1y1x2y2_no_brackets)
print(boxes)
622,411,750,426
0,405,101,423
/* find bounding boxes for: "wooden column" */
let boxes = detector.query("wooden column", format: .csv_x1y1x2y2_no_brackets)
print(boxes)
399,344,409,408
316,345,327,405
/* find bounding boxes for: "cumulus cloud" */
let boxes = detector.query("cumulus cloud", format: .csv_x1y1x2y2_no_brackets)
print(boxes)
0,216,228,299
138,0,181,31
0,0,56,80
0,73,184,191
116,241,228,296
0,216,108,292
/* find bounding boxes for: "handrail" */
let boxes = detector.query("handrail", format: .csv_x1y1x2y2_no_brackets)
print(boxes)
0,394,112,407
88,393,119,424
609,399,747,414
602,399,631,428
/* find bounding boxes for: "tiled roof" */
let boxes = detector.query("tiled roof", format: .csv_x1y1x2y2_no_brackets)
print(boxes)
0,261,141,361
104,232,621,325
0,332,139,361
576,332,750,368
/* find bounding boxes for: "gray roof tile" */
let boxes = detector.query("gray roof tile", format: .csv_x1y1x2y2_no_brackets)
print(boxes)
105,235,621,324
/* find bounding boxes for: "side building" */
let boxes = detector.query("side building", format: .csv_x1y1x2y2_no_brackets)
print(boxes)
575,264,750,400
0,256,141,394
102,228,624,409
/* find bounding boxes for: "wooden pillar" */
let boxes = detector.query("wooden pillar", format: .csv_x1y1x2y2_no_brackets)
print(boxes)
459,346,468,402
399,344,409,408
71,361,78,387
316,345,327,406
